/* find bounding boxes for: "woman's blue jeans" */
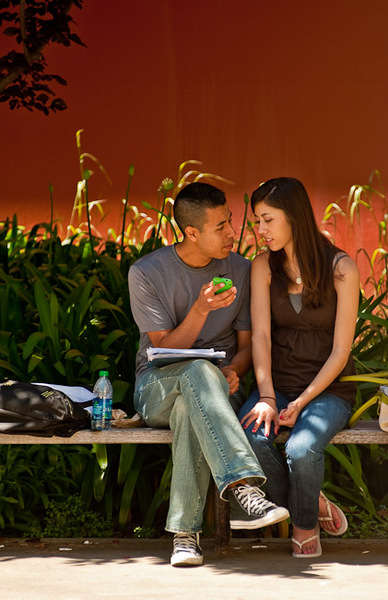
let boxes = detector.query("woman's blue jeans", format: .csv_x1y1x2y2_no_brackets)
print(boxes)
134,359,266,534
239,389,352,530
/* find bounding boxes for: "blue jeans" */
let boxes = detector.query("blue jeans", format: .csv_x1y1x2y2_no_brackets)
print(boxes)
134,359,265,534
239,389,352,530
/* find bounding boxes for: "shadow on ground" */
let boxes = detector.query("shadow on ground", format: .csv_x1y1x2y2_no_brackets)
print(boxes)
0,537,387,575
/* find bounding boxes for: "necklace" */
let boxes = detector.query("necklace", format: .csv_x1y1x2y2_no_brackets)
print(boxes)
287,260,302,284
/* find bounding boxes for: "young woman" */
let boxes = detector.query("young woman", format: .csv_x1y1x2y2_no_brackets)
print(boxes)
239,177,359,557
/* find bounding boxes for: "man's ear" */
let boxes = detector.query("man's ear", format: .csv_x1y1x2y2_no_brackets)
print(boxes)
185,225,200,242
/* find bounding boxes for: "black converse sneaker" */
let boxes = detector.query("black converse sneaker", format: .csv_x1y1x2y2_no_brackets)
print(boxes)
170,533,204,567
228,483,290,529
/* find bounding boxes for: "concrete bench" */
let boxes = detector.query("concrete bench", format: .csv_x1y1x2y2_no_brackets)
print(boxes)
0,420,386,545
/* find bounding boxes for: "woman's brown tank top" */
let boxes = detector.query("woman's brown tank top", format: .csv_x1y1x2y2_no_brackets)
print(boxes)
270,273,355,405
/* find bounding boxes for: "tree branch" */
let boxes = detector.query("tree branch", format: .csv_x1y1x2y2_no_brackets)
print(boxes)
0,48,44,94
0,0,84,112
19,0,33,66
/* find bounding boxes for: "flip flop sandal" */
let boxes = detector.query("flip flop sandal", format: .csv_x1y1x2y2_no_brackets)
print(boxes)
291,527,322,558
319,491,348,536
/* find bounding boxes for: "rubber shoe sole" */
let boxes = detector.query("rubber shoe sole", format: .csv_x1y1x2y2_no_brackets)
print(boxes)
170,551,204,567
230,506,290,530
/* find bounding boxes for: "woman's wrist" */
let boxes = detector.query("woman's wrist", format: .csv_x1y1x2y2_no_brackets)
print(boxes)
293,396,307,411
259,394,277,408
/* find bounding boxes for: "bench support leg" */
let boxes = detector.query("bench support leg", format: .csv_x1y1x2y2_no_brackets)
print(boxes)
213,485,230,548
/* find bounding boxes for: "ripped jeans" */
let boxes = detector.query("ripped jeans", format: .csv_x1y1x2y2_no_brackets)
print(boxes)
239,389,351,530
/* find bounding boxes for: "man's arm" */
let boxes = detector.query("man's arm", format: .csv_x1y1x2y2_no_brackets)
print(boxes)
220,330,252,395
147,281,237,348
129,263,238,350
227,330,252,376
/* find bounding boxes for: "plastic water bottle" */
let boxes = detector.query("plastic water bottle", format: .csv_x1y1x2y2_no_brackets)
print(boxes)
91,370,113,431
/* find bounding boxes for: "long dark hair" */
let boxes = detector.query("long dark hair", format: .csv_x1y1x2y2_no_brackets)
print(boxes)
251,177,338,307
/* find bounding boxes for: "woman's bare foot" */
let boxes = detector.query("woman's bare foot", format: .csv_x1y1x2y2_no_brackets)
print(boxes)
318,491,348,535
291,525,321,556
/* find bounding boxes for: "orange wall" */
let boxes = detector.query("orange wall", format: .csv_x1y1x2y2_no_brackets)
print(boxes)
1,0,387,265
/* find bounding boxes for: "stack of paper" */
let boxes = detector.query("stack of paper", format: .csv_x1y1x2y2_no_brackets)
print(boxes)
146,347,226,366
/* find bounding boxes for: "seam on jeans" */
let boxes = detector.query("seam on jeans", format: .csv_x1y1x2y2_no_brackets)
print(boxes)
193,449,207,528
181,369,231,474
166,431,206,533
181,365,264,491
285,394,352,529
137,365,263,495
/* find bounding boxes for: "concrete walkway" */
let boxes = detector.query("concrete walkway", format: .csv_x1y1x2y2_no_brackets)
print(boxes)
0,537,387,600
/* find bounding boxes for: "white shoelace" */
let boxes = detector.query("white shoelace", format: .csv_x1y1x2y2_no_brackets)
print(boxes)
173,533,200,553
233,484,270,515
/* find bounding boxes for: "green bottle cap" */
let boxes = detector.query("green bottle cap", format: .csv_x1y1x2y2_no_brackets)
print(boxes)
99,370,109,377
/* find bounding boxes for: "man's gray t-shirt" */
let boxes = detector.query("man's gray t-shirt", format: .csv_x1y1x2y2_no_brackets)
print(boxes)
128,245,251,379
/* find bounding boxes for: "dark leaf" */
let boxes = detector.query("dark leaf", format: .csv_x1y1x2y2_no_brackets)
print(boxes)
50,74,67,85
69,33,86,47
35,4,47,16
3,26,19,36
50,97,67,111
33,83,54,94
36,93,49,103
0,12,18,27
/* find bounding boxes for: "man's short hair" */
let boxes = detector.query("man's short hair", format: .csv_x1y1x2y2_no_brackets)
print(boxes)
173,182,226,234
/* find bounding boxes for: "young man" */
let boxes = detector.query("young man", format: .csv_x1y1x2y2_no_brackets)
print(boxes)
128,182,289,567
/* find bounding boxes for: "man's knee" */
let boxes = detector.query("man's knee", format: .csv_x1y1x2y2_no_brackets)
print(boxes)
183,359,227,392
184,358,220,377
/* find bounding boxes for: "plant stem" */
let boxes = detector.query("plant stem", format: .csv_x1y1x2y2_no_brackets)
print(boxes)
48,183,54,235
84,178,95,259
237,193,249,255
154,193,167,249
120,165,135,261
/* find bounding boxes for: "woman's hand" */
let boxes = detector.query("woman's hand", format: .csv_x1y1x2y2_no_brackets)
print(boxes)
240,401,279,437
278,400,301,428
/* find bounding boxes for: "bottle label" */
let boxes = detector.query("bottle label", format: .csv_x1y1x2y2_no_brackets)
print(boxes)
92,398,112,422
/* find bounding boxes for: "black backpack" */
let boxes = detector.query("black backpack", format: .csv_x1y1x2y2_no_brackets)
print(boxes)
0,381,92,437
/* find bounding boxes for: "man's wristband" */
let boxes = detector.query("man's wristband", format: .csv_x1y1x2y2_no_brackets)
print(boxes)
260,395,276,402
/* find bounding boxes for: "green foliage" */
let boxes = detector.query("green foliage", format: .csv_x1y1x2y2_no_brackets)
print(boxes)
26,495,112,538
133,525,159,538
1,139,387,537
342,505,388,539
353,291,388,375
0,444,85,532
324,445,376,515
0,218,138,405
322,174,388,520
